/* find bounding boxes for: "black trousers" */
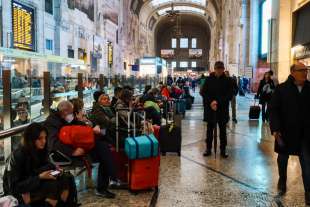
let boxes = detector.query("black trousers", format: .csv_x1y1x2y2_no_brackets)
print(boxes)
261,102,270,122
90,139,116,191
30,174,71,203
206,122,227,152
277,142,310,192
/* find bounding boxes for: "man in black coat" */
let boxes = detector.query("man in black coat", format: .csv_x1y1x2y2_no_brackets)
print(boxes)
269,63,310,204
201,61,233,158
44,101,117,199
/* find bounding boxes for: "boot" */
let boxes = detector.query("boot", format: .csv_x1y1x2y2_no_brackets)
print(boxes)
220,149,228,158
220,151,229,158
203,150,212,157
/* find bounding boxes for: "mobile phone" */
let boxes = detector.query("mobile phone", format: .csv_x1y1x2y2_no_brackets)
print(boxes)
50,170,61,176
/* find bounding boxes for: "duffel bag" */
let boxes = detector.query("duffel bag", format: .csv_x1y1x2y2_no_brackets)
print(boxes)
59,125,95,151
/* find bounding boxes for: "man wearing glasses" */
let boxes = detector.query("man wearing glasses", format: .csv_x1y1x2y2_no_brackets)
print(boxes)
269,62,310,205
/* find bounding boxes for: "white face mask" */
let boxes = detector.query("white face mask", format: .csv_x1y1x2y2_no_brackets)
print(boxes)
65,114,74,123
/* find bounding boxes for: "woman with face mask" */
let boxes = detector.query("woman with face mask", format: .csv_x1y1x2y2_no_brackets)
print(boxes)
3,123,77,206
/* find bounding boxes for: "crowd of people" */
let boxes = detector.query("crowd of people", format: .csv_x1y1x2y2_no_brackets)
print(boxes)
2,79,194,206
2,60,310,206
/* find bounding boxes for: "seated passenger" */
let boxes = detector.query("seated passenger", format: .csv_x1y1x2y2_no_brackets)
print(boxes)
143,88,161,126
91,94,121,145
115,89,145,132
161,85,170,100
111,87,122,109
44,100,117,198
92,90,105,108
3,123,77,207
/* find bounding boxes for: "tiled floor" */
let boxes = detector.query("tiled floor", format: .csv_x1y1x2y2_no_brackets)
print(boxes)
23,92,306,206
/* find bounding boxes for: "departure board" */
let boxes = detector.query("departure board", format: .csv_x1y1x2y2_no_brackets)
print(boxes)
12,1,35,51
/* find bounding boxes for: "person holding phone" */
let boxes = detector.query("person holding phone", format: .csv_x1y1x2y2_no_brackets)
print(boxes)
3,123,77,206
269,63,310,205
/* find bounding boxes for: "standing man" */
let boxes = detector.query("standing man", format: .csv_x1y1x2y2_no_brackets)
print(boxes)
201,61,233,158
225,71,239,123
269,63,310,205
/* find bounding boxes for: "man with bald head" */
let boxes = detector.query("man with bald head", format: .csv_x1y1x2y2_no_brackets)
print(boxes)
269,62,310,204
45,100,118,198
45,100,76,155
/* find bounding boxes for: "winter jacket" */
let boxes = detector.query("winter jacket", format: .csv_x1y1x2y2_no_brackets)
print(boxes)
269,75,310,155
257,79,275,104
201,74,233,124
44,112,74,156
3,147,55,202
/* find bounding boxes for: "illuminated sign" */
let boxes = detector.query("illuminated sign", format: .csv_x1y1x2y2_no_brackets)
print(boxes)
161,49,174,59
189,49,203,58
108,42,113,67
140,58,156,65
12,1,35,51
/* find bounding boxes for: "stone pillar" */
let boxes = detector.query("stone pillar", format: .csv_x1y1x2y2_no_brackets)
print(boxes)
240,0,251,70
2,0,13,48
273,0,292,83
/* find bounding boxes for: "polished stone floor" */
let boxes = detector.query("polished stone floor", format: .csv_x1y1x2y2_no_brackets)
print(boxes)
74,92,307,206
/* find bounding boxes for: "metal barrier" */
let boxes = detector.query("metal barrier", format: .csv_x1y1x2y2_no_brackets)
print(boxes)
0,72,161,160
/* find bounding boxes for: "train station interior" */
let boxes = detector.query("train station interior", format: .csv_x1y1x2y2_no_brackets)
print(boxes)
0,0,310,206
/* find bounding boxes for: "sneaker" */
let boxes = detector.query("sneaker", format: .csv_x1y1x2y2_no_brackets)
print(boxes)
95,189,116,199
277,178,287,195
305,192,310,205
203,150,212,157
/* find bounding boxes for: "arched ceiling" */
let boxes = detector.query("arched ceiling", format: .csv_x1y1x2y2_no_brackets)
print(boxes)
134,0,219,32
142,0,219,13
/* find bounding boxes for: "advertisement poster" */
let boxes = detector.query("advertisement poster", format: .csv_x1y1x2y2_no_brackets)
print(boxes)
161,49,174,59
189,49,203,58
68,0,94,21
108,42,113,67
12,1,35,51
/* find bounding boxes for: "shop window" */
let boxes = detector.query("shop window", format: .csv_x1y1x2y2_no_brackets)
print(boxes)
191,38,197,48
180,38,188,48
180,61,188,68
45,0,53,15
46,39,53,51
68,47,74,58
191,61,197,68
171,38,177,48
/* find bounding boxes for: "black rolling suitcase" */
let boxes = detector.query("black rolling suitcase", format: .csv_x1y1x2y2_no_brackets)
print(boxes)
159,101,182,156
249,99,261,119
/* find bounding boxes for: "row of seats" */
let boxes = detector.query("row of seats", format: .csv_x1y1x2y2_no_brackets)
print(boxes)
1,84,193,206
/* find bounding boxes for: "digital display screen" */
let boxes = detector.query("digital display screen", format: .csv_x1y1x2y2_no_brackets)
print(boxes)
12,1,35,51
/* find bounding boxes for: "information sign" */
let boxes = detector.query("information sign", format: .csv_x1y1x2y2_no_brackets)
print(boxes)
12,1,35,51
